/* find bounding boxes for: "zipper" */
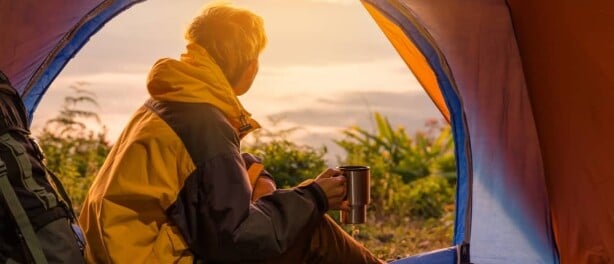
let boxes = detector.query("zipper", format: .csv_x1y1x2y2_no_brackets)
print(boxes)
238,113,252,133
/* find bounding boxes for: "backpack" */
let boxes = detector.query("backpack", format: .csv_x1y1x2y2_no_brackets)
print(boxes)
0,71,85,264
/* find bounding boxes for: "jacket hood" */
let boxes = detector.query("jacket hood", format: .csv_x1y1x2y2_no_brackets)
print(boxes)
147,43,259,137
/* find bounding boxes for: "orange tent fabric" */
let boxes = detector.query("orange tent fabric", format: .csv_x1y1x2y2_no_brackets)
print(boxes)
508,1,614,262
2,0,613,262
363,0,614,263
363,2,450,122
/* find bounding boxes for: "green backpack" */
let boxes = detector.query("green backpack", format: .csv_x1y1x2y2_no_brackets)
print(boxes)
0,71,84,264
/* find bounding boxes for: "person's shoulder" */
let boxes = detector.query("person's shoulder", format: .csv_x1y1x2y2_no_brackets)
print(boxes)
145,100,239,160
180,103,234,133
146,100,231,128
198,103,230,124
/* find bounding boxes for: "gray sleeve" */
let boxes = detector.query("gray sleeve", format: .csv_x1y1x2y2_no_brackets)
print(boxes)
198,150,327,261
165,107,327,262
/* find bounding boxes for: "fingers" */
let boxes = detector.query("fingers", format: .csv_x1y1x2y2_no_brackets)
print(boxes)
328,196,351,211
317,168,343,179
327,195,345,211
314,168,350,211
339,201,351,211
328,176,347,198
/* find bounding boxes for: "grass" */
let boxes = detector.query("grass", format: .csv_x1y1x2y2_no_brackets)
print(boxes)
334,204,455,261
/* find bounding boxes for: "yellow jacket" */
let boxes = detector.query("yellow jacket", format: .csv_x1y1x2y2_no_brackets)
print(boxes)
79,44,328,263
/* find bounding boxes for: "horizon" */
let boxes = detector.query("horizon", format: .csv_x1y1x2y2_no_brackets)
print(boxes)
31,0,442,163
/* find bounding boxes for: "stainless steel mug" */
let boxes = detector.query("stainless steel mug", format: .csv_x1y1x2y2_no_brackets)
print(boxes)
338,165,370,224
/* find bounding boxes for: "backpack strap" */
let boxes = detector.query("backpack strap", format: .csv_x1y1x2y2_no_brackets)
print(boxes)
5,258,22,264
44,168,74,218
0,72,57,210
44,167,86,251
0,158,48,264
0,134,57,210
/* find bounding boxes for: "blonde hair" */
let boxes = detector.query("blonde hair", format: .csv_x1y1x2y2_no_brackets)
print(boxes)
185,3,267,85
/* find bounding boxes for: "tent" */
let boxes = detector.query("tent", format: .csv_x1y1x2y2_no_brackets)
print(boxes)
1,0,612,263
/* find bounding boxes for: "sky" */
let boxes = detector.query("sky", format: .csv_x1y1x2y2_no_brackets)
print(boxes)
32,0,442,163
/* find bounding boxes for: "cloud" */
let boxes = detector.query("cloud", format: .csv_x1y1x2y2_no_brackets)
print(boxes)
241,58,423,118
31,0,437,158
248,90,444,165
32,57,432,146
266,90,442,130
60,0,396,75
30,72,149,136
247,0,396,67
258,59,421,93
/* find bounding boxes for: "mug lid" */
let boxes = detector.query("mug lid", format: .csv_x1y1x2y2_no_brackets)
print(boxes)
337,165,370,170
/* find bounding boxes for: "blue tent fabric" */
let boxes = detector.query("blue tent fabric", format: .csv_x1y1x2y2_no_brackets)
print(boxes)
362,0,472,246
391,246,458,264
0,0,143,120
22,0,145,120
362,0,559,263
7,0,601,263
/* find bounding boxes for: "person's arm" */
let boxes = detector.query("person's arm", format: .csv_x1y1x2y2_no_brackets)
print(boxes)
251,175,277,201
241,152,277,201
166,112,335,262
170,151,327,262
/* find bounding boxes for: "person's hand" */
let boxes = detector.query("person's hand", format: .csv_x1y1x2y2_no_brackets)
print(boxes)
314,168,350,211
252,176,276,201
241,152,263,168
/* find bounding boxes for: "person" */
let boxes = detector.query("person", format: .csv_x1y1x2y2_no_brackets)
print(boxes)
79,3,383,263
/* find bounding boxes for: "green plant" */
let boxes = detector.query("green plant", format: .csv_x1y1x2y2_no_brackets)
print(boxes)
353,207,455,260
242,117,327,188
335,113,456,221
396,176,455,219
33,87,458,260
36,83,111,213
243,139,327,188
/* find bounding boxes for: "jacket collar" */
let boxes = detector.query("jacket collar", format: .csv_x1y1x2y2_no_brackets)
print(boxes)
147,43,259,137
